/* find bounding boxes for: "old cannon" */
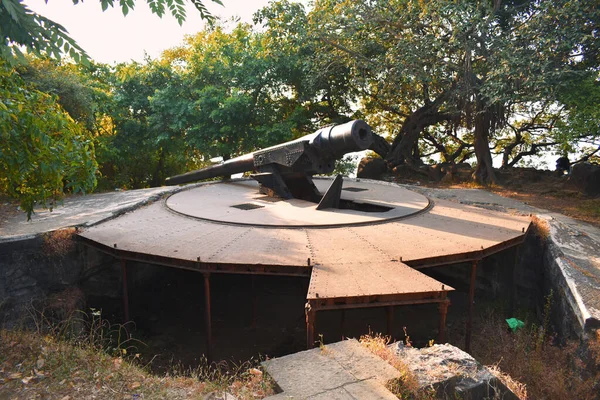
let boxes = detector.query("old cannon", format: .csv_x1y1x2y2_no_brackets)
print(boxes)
166,120,374,209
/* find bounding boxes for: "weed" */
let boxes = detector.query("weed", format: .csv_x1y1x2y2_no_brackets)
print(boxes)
0,307,276,399
41,227,76,256
318,333,329,355
531,215,550,241
403,326,413,347
450,306,600,400
359,333,434,399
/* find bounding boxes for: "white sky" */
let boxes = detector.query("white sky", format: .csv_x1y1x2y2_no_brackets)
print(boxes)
24,0,277,64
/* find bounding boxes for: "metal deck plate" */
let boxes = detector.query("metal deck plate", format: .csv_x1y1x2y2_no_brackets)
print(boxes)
79,178,531,303
307,260,450,301
165,179,430,227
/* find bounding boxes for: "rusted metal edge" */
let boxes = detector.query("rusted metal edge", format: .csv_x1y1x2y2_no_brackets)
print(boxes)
163,192,435,230
408,223,532,269
309,296,449,311
308,291,451,311
76,235,311,277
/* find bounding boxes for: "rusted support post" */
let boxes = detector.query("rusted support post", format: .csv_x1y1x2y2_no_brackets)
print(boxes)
251,275,257,329
438,299,449,344
203,272,213,363
340,309,346,340
510,246,519,316
465,260,479,353
305,301,316,349
120,259,130,325
386,306,394,338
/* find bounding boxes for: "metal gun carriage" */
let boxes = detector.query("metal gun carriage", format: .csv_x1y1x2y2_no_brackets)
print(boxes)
166,120,374,209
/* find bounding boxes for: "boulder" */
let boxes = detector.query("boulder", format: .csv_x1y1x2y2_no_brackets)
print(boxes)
428,164,444,181
436,163,473,183
389,342,518,399
357,157,387,180
568,162,600,196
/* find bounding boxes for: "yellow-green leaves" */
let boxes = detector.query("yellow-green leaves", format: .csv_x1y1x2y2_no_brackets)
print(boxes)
0,63,98,218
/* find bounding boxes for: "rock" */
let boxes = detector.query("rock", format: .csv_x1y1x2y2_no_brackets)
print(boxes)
357,157,387,180
456,162,473,171
389,342,518,399
203,392,238,400
433,163,474,183
568,162,600,196
428,164,444,181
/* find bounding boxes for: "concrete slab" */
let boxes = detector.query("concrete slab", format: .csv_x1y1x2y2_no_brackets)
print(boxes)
0,186,178,242
262,339,400,400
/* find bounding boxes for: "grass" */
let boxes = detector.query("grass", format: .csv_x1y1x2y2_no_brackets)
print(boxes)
0,308,276,399
531,215,550,240
450,306,600,400
359,332,435,400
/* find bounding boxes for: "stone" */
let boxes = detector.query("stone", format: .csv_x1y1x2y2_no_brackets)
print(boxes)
357,157,387,180
568,162,600,196
262,339,400,399
389,342,519,400
203,392,238,400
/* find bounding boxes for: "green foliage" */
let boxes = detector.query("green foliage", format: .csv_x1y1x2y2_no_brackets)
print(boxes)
151,23,312,163
95,61,190,189
17,58,105,130
0,0,222,64
0,63,97,218
331,155,359,177
0,0,87,64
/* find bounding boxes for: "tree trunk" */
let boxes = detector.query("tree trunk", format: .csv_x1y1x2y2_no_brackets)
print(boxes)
472,100,497,185
386,106,452,168
151,147,165,187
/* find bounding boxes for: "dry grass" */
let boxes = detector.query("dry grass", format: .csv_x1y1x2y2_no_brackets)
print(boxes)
531,215,550,241
0,309,275,400
359,333,434,400
453,308,600,400
42,227,77,256
486,364,528,400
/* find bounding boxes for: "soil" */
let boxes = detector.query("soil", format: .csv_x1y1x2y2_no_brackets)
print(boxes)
392,166,600,227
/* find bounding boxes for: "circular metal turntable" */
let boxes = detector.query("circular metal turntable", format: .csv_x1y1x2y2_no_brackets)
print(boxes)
165,178,431,228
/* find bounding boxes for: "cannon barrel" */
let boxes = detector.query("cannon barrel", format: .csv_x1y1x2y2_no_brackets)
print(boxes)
165,154,254,186
165,120,372,186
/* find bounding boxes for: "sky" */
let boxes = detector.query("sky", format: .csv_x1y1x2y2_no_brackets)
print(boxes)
23,0,279,64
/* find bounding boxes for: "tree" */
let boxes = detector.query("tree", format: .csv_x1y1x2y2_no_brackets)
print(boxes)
0,0,223,63
301,0,600,183
151,22,313,165
0,62,97,217
95,60,191,189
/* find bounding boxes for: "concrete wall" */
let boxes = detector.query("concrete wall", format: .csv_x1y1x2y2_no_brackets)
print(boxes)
0,231,84,328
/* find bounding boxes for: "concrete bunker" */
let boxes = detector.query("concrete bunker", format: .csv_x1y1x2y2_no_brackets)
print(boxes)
69,177,532,363
3,177,598,372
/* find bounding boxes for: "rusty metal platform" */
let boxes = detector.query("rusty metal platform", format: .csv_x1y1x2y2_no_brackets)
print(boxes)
80,179,529,271
78,178,531,350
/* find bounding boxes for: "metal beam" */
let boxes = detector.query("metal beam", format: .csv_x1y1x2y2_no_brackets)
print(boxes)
305,301,316,349
510,246,520,316
386,306,394,338
251,275,257,329
465,260,479,353
438,299,450,344
340,309,346,340
121,259,130,325
203,272,213,363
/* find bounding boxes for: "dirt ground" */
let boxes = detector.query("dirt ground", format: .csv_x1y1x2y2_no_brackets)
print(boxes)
393,167,600,227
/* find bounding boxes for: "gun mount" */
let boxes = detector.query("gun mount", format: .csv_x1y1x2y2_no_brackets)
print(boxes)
166,120,373,209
